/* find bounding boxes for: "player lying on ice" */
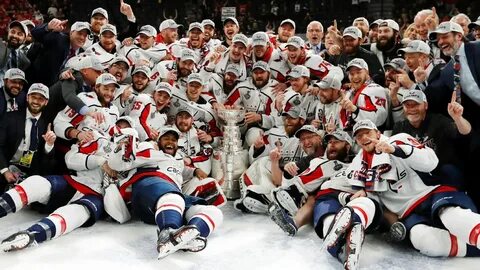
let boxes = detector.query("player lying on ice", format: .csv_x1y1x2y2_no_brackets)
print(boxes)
322,120,480,270
107,126,223,259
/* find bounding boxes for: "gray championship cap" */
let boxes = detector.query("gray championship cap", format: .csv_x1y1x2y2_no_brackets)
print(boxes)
131,65,151,77
116,116,135,128
468,16,480,29
96,73,120,88
138,25,157,37
110,55,130,67
154,82,173,97
71,21,91,34
232,34,248,47
315,72,343,90
66,54,105,71
370,19,384,28
286,36,305,49
91,7,109,19
100,24,117,36
294,125,321,138
159,19,179,31
343,26,362,39
8,21,29,35
282,106,306,120
21,20,35,29
346,58,369,71
225,64,241,77
288,65,310,79
324,130,354,146
180,48,196,62
4,68,27,83
398,40,431,55
402,90,427,104
223,17,239,27
383,58,408,72
280,19,296,29
177,106,195,117
252,61,270,72
353,119,377,136
252,31,269,47
159,126,180,139
27,83,49,99
378,19,399,32
202,19,215,28
429,21,464,41
187,73,203,84
188,22,204,33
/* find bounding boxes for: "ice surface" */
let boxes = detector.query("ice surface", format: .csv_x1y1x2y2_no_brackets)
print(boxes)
0,203,478,270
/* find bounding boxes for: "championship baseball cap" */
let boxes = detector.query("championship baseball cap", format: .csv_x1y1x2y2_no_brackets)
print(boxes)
370,19,384,28
232,34,248,47
100,24,117,36
110,55,130,68
27,83,49,99
8,20,28,35
383,58,408,72
66,54,105,71
353,119,378,136
315,72,343,90
91,7,108,19
96,73,120,88
71,21,91,34
378,19,399,32
21,20,35,29
131,65,151,77
202,19,215,28
353,17,369,27
188,22,204,33
116,116,135,128
159,19,179,31
137,25,157,37
324,130,354,146
280,19,296,29
180,48,196,62
159,126,180,140
177,106,195,117
4,68,27,83
154,81,173,97
402,90,427,104
346,58,369,71
468,16,480,29
286,36,305,49
294,125,321,138
187,73,203,84
282,106,306,119
287,65,310,79
252,31,269,47
252,61,270,72
343,26,362,39
398,40,431,55
223,17,239,27
429,21,464,41
225,64,241,77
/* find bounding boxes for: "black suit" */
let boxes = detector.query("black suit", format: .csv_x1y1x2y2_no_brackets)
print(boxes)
0,86,27,118
0,110,55,192
0,41,31,72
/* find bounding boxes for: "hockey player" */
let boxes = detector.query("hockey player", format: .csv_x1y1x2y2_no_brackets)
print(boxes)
224,61,278,146
203,64,242,105
269,130,353,236
107,126,223,259
129,81,171,142
222,17,240,47
271,19,296,50
250,31,289,82
85,24,120,68
151,48,197,91
168,73,222,146
113,65,152,116
340,58,388,130
174,106,226,206
323,119,480,270
233,109,308,213
178,22,210,65
201,19,222,50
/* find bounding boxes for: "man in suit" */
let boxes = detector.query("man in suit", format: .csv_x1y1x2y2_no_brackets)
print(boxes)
305,21,326,55
0,83,56,193
426,21,480,209
0,21,31,86
0,68,28,118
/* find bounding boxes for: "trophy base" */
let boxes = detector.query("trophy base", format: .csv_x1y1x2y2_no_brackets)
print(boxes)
221,178,241,200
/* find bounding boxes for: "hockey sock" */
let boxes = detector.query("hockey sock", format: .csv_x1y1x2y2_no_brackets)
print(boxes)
185,205,223,237
410,224,467,257
155,193,185,230
439,206,480,248
347,197,376,229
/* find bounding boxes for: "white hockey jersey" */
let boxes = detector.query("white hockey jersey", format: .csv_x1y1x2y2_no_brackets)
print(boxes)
346,81,388,128
118,43,168,69
201,50,250,82
175,126,213,174
345,133,439,218
151,60,191,91
250,46,290,83
248,127,305,164
129,93,168,142
314,98,349,131
53,92,120,140
84,42,121,68
178,38,210,65
285,53,336,81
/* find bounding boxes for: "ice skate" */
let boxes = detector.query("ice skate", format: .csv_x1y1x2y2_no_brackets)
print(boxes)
271,185,305,216
268,202,298,236
322,207,354,250
157,225,201,259
344,222,365,270
1,231,37,252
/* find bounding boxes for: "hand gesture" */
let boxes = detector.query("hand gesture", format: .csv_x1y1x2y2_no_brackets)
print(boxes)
339,90,356,112
166,70,177,82
447,91,464,121
269,146,282,162
86,110,106,125
328,44,341,56
284,162,299,176
311,119,321,129
396,70,414,89
208,52,222,65
197,129,213,143
272,82,288,95
77,130,95,143
245,112,261,125
3,171,17,183
149,128,159,141
122,37,134,47
42,124,57,146
274,92,285,112
48,19,68,32
425,7,438,31
59,69,75,80
121,86,133,104
351,189,367,200
370,136,395,154
120,0,134,19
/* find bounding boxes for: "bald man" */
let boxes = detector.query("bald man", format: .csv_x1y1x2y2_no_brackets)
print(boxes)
305,21,326,55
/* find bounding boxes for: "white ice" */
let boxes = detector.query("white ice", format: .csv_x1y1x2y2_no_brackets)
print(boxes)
0,202,478,270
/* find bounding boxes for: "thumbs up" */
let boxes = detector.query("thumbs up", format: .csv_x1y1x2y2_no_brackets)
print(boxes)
42,123,57,146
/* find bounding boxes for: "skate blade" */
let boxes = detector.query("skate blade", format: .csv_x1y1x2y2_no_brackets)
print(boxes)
345,224,365,270
321,208,353,251
274,189,299,216
1,233,35,252
157,228,200,259
243,197,268,214
268,204,297,236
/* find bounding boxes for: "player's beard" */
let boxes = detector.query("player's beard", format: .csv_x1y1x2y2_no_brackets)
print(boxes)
376,35,396,51
253,77,268,89
7,36,22,49
27,102,46,115
327,147,349,162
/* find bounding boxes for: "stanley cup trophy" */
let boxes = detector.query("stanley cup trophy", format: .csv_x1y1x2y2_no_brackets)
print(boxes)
215,108,246,200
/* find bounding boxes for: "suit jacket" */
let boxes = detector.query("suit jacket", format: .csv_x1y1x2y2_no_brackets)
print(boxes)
30,24,84,86
0,110,55,176
425,41,480,131
0,86,27,118
0,41,31,71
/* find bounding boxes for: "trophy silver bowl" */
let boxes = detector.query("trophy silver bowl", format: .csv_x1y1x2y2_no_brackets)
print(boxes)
217,108,245,199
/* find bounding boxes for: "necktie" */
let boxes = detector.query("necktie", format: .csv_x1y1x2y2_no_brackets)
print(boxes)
29,118,39,151
8,98,17,111
10,49,17,68
453,55,462,104
68,48,76,59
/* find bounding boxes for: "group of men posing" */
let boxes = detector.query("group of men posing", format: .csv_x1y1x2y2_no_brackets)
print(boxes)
1,3,480,269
